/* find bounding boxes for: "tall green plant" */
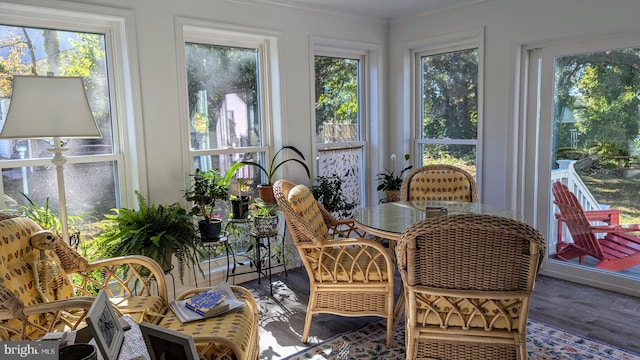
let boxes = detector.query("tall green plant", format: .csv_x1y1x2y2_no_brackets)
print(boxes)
231,145,311,185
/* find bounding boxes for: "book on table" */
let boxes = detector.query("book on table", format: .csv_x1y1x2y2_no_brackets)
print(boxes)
170,282,244,323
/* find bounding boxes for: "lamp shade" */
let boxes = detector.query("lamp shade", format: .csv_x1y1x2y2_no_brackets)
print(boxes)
0,75,102,139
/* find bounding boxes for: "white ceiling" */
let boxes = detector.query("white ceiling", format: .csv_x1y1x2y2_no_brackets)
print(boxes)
233,0,486,20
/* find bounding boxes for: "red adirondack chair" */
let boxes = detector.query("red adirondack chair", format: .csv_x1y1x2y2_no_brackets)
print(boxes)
552,181,640,271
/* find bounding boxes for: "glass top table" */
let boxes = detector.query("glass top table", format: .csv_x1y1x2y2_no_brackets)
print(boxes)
353,200,524,241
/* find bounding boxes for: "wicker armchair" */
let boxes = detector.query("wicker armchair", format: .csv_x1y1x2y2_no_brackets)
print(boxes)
395,214,545,360
273,179,395,346
0,214,168,341
399,164,479,202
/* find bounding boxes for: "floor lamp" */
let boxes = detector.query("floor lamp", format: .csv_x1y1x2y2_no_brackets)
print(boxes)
0,75,102,244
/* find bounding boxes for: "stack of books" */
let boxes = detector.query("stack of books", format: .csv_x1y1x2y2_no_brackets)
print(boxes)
169,282,243,323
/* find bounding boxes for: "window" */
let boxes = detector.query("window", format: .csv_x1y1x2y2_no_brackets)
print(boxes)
524,37,640,291
415,47,479,179
178,21,278,262
314,52,365,217
0,3,137,242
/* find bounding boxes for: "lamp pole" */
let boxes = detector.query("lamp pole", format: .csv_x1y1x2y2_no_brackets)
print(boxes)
50,136,70,244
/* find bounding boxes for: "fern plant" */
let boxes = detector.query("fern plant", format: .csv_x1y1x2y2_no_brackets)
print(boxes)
91,190,201,283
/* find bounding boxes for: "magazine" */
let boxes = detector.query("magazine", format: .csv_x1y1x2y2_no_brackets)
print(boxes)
169,282,244,323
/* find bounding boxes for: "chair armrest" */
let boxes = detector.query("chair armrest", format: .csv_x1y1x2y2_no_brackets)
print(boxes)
590,224,640,233
584,209,622,225
0,285,94,340
68,255,168,307
326,218,368,239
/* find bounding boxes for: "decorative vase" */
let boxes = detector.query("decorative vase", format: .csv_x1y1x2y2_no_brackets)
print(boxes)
199,218,223,242
231,196,250,219
258,184,276,204
252,215,279,236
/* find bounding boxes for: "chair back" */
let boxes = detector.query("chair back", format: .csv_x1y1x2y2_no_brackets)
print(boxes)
396,213,545,358
552,181,604,258
273,179,330,244
399,164,478,202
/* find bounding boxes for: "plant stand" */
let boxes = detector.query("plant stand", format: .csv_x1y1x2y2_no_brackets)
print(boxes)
224,219,288,295
199,231,229,287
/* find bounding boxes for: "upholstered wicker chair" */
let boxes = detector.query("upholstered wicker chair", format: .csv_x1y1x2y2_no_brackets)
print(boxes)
0,214,168,340
273,179,395,346
399,164,479,202
395,214,545,360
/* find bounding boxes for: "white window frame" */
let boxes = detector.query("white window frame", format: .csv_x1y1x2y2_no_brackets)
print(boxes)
310,36,382,205
0,0,145,210
519,31,640,297
406,28,484,193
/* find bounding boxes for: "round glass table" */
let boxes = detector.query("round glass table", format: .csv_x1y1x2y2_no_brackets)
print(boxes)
353,200,525,242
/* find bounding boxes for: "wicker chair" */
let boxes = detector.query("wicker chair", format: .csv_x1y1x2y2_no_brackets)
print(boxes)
399,164,479,202
0,214,168,341
273,179,395,346
395,214,545,360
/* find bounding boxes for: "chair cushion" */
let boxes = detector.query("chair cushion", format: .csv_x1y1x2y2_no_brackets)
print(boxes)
409,170,472,201
287,184,330,242
110,295,165,323
159,297,257,359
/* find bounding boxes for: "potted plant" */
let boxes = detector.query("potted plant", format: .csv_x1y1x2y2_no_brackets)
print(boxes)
231,145,311,204
230,178,252,219
90,191,200,283
376,153,412,202
310,174,356,219
248,198,280,236
184,168,230,241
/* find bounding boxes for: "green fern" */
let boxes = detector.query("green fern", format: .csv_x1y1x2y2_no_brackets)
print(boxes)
91,190,201,283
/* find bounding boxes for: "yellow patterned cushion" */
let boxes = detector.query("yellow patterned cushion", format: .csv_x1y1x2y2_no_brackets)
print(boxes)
0,216,76,339
159,296,257,359
110,296,165,323
0,216,74,306
408,170,472,202
287,184,330,242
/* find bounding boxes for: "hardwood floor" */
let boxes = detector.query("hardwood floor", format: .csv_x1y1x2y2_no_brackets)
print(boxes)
239,266,640,359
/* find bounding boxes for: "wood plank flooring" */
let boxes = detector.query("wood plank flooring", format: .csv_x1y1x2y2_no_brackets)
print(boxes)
239,266,640,358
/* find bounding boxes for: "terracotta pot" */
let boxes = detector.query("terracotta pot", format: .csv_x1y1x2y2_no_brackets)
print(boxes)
258,184,276,204
386,190,399,202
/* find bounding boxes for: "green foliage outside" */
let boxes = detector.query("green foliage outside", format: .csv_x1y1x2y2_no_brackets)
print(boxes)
314,56,359,136
554,49,640,165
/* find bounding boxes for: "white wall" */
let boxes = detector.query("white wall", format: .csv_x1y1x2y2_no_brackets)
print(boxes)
389,0,640,210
